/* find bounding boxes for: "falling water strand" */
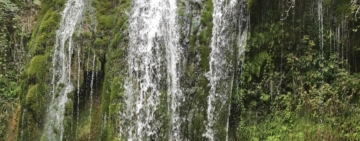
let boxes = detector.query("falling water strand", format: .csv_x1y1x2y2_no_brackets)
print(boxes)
226,1,249,139
77,47,81,127
204,0,247,140
89,55,96,141
20,109,26,141
341,19,347,66
318,0,324,140
121,0,181,140
44,0,84,140
318,0,324,60
123,0,163,140
330,28,332,54
317,1,324,93
165,0,182,140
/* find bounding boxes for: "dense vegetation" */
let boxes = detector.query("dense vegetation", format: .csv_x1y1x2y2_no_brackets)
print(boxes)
1,0,360,140
237,0,360,140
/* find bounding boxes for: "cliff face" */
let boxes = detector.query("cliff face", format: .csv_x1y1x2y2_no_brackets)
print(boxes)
2,0,360,140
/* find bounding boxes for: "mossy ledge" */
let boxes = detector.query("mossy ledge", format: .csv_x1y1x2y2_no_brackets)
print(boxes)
15,1,64,140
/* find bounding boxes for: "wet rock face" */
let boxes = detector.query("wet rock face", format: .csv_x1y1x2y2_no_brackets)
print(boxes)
14,0,248,140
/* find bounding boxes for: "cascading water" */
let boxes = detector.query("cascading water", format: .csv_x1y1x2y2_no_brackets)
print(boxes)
204,0,248,140
121,0,182,140
43,0,84,140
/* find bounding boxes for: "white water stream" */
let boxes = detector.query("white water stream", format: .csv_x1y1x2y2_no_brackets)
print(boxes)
204,0,248,140
121,0,182,140
44,0,84,140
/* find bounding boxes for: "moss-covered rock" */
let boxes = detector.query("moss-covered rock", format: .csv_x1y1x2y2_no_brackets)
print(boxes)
21,83,47,141
97,0,130,140
25,84,46,122
98,15,115,29
27,54,50,82
29,8,61,55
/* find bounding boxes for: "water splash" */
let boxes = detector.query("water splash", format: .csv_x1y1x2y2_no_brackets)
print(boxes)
44,0,84,140
121,0,182,140
204,0,248,140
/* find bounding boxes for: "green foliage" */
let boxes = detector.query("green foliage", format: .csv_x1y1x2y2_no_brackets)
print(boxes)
336,0,351,13
236,0,360,140
0,74,19,98
247,0,255,10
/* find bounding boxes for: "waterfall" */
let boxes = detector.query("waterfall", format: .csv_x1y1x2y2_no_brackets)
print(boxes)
204,0,248,140
121,0,182,140
43,0,84,140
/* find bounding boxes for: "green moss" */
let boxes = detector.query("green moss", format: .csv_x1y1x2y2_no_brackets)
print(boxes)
110,76,124,101
93,0,113,14
63,99,74,140
199,45,210,70
39,10,60,33
27,54,50,82
158,90,170,140
24,112,42,141
96,0,131,140
201,0,213,27
178,9,185,25
82,30,91,38
25,84,46,124
197,0,213,73
120,0,131,5
191,112,206,141
109,33,121,48
32,34,46,55
29,8,61,55
199,29,212,45
54,0,66,7
99,15,116,29
94,38,106,46
16,0,67,140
